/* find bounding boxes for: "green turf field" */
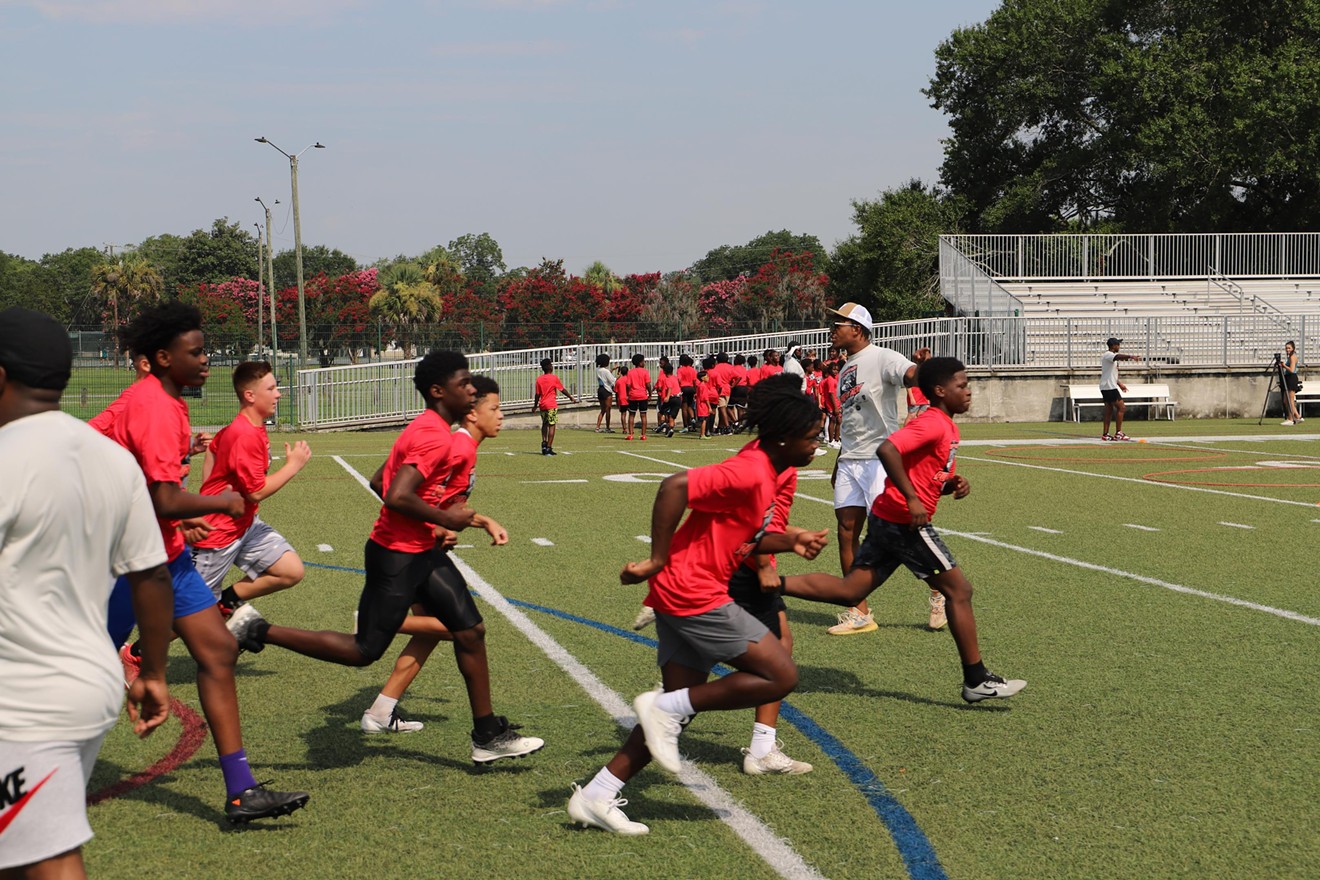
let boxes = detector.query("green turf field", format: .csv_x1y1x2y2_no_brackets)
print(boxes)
86,417,1320,880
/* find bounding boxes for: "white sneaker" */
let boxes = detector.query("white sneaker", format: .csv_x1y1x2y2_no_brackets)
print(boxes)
961,673,1027,703
471,717,545,764
632,606,656,630
567,784,649,835
1282,420,1295,426
928,592,947,630
633,688,684,773
827,608,877,635
360,708,423,733
741,742,813,775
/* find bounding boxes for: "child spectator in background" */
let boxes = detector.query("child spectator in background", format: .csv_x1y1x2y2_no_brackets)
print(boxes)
822,361,842,448
677,354,698,432
624,353,652,441
657,362,681,438
533,358,578,456
696,369,718,440
595,353,616,434
614,363,630,429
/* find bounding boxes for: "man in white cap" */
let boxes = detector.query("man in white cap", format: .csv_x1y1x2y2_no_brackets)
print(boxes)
824,302,940,635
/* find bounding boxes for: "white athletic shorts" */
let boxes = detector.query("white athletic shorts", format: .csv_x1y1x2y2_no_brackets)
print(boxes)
0,735,106,870
833,457,888,510
192,517,295,597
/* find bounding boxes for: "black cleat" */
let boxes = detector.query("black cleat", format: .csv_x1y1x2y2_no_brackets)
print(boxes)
226,781,309,824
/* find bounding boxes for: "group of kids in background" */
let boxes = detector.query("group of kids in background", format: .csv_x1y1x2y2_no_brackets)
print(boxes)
0,298,1025,877
580,347,913,446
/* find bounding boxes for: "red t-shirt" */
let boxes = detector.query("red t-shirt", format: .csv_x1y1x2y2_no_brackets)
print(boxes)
908,386,930,407
646,441,783,616
195,414,269,549
822,375,840,409
761,364,784,377
657,373,680,401
614,375,629,405
677,365,698,389
534,373,565,411
91,374,190,561
805,371,822,399
626,367,652,402
369,409,455,553
745,366,762,387
432,428,478,508
872,408,959,524
710,363,732,396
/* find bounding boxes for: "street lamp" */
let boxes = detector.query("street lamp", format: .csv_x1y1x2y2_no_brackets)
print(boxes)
255,137,324,368
254,197,280,364
253,221,264,356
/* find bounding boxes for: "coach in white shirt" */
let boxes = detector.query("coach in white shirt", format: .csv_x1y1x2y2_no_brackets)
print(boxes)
824,302,936,635
0,307,175,880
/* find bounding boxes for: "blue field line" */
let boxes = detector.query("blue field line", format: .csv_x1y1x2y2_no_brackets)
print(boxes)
303,560,945,880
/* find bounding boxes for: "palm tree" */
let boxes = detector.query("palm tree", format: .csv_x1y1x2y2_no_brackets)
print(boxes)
369,262,444,358
91,256,164,361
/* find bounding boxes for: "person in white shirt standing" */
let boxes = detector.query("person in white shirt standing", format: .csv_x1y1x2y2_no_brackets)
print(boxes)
824,303,940,635
1100,337,1141,441
0,307,175,880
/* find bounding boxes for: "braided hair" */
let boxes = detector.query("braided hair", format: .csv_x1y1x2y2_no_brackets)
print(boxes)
745,373,821,444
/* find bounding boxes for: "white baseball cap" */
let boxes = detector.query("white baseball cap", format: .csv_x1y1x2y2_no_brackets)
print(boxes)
829,302,872,329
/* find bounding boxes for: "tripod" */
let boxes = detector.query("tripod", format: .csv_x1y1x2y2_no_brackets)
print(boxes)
1256,354,1290,425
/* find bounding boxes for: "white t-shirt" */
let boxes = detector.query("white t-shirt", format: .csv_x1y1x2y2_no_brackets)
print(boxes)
837,344,916,460
1099,351,1120,390
782,354,807,392
596,367,614,392
0,411,167,742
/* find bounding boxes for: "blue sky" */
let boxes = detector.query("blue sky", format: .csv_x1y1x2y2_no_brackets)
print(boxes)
0,0,997,275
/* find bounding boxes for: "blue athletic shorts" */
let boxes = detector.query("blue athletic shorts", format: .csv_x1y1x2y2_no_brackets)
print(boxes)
106,547,217,647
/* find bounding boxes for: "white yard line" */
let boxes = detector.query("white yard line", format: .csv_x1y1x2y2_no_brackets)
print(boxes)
531,537,555,546
1028,526,1063,534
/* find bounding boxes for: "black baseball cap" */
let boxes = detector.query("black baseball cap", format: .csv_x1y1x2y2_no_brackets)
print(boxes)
1106,337,1123,347
0,307,73,390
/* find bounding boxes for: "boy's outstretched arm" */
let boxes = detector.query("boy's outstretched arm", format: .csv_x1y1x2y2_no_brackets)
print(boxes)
756,525,829,560
620,471,688,583
249,440,312,502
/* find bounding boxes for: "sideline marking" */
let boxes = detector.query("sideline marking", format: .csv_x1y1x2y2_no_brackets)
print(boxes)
521,479,589,484
959,454,1320,509
1028,526,1063,534
1219,522,1255,530
332,456,829,880
531,537,555,546
940,530,1320,628
87,698,208,806
1123,524,1160,532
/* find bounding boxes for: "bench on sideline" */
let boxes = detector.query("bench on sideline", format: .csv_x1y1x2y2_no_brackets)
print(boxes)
1066,383,1177,422
1294,383,1320,415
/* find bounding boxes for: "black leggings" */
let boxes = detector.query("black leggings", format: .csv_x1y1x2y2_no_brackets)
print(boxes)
355,540,483,662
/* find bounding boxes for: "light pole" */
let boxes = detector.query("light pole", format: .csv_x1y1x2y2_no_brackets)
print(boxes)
255,197,280,365
253,222,264,357
255,137,324,368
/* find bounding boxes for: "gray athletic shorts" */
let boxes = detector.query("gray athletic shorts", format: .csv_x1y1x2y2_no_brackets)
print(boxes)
191,517,295,597
854,515,958,582
0,735,106,870
654,602,770,673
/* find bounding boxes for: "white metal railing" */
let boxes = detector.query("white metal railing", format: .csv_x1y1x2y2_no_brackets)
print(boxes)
939,237,1025,318
944,233,1320,281
295,314,1313,429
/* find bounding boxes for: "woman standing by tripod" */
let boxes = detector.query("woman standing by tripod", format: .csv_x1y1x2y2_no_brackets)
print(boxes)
1281,340,1303,425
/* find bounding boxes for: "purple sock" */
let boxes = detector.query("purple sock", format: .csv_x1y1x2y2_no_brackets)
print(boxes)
219,749,258,797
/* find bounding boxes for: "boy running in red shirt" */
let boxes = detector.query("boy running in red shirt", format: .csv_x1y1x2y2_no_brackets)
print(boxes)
783,358,1026,703
566,375,829,834
533,358,577,455
192,361,310,615
94,301,308,823
358,375,509,733
228,352,544,763
623,353,652,440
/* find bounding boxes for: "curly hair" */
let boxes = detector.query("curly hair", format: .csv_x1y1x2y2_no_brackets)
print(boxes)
744,373,822,444
414,350,469,399
122,300,203,366
470,374,499,401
